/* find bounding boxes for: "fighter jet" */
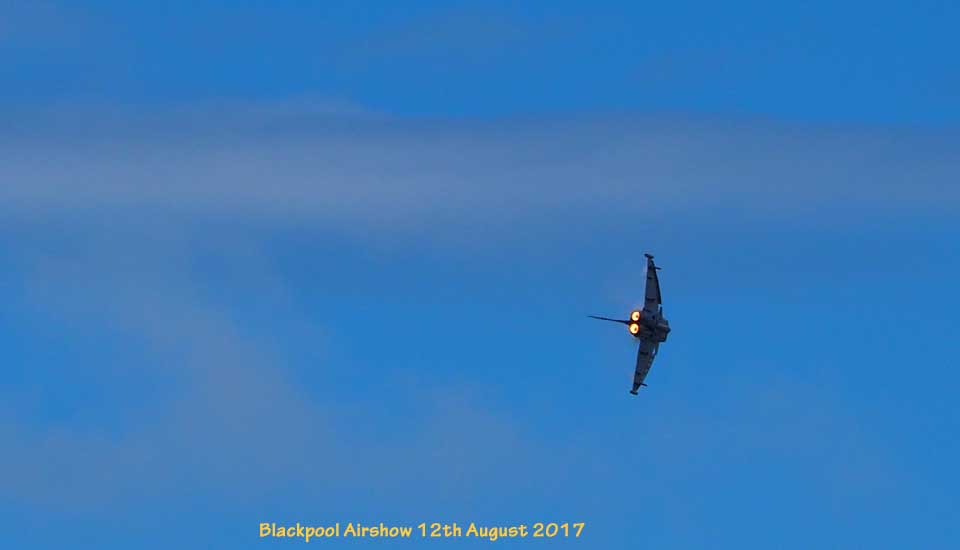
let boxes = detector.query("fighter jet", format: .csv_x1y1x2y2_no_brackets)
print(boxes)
590,254,671,394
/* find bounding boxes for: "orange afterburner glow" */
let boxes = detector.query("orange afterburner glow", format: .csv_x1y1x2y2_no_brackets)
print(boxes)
629,323,640,335
630,310,641,322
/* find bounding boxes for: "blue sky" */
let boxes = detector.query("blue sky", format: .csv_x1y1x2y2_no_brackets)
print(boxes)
1,1,958,548
4,0,959,122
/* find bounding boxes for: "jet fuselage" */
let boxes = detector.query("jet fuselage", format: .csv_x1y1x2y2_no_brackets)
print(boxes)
631,310,670,343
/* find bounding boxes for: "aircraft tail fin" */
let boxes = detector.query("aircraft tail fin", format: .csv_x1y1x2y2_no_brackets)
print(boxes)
588,315,629,325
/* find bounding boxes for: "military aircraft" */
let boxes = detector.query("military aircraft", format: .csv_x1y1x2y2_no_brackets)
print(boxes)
590,254,671,394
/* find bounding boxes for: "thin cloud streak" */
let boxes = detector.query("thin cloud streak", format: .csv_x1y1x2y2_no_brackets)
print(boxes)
1,105,956,237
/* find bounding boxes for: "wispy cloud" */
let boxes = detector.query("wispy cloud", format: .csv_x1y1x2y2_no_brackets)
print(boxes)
2,105,956,238
0,105,953,544
1,231,512,508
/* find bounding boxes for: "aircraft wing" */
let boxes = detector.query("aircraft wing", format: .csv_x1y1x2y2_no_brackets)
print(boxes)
631,338,659,394
642,255,662,316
